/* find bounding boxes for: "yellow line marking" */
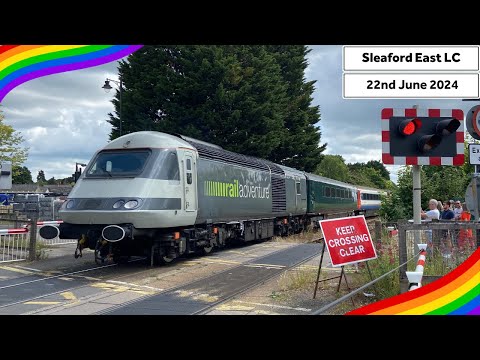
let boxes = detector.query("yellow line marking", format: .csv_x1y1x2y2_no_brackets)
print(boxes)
60,292,77,301
233,300,311,312
203,258,241,265
91,282,154,295
0,265,35,275
249,263,286,268
24,301,61,305
253,309,279,315
192,293,219,302
216,304,255,311
175,290,194,298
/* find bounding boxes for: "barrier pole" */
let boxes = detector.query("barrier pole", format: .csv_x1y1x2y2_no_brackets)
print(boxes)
405,243,427,291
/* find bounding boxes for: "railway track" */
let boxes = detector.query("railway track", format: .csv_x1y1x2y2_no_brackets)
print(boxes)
0,239,322,314
102,242,322,315
0,256,153,312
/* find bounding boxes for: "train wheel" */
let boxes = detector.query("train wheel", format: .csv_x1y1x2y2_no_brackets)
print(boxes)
202,245,213,255
160,255,174,264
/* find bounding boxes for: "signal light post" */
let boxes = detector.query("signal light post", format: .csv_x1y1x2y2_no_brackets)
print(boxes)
382,107,464,231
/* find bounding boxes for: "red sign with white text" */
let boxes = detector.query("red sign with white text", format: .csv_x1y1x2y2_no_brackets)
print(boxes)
319,215,377,267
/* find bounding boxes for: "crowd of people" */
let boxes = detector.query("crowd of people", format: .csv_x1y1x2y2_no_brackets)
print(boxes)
420,198,475,255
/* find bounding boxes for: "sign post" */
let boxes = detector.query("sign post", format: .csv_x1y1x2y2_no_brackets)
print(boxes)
468,143,480,222
313,215,378,302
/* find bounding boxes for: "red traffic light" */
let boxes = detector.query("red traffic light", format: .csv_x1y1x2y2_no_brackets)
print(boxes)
398,118,421,136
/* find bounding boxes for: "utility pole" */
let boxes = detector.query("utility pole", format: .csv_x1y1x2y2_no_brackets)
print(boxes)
412,105,421,248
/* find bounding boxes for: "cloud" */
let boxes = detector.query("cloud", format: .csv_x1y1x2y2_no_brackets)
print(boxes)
1,60,121,180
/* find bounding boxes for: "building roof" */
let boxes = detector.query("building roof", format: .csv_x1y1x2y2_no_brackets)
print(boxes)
6,184,73,195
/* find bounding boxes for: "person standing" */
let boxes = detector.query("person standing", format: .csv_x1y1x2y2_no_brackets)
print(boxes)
440,201,455,259
421,199,440,253
458,203,474,251
441,201,455,220
453,200,463,220
421,199,440,220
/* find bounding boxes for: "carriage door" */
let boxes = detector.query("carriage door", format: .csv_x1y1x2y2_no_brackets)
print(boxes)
184,152,197,212
295,176,301,209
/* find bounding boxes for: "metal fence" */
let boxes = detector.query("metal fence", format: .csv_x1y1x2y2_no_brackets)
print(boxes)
0,216,77,263
398,220,480,279
0,232,29,262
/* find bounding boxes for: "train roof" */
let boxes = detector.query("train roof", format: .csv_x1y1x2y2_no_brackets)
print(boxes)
103,132,196,151
304,173,357,189
356,185,387,193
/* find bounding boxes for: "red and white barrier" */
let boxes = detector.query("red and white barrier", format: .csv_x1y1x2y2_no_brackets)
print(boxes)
23,220,63,228
36,220,63,226
0,228,28,234
406,244,427,291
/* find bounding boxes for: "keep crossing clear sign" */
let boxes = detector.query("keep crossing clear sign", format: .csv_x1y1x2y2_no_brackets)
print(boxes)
468,144,480,165
319,215,377,267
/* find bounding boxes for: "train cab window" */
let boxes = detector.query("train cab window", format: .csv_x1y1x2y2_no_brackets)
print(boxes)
186,158,192,171
86,150,150,178
296,182,301,195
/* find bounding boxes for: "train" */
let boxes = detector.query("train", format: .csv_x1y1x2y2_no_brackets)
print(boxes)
39,131,384,265
356,186,385,217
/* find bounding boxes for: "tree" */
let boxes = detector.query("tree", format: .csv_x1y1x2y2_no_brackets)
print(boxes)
37,170,46,184
12,165,33,184
315,155,349,182
46,177,56,185
109,45,325,170
346,162,393,189
0,108,29,174
365,160,390,180
265,46,326,172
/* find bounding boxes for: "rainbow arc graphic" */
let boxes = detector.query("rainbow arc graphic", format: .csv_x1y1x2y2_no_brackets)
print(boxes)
0,45,143,102
348,247,480,315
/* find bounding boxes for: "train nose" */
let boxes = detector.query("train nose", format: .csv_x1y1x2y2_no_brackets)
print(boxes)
102,225,130,242
39,225,60,240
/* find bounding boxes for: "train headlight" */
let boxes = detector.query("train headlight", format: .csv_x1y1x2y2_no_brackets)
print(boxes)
124,200,139,209
65,200,75,209
113,200,125,209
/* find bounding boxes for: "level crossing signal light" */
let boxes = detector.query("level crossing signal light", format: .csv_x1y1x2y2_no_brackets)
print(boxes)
390,117,460,157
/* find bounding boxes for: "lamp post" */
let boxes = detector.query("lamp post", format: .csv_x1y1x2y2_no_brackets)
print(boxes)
74,162,87,183
102,77,123,136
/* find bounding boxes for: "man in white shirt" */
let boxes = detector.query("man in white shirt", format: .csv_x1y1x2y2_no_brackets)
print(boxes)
421,199,439,254
453,201,463,220
421,199,440,221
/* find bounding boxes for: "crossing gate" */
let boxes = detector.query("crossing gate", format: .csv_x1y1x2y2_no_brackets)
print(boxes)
0,221,76,263
0,228,29,262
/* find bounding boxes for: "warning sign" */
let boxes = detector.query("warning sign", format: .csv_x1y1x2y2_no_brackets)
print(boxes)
319,215,377,267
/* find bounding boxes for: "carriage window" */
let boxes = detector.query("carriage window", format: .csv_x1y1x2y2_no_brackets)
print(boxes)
296,182,301,195
335,188,340,198
325,187,331,197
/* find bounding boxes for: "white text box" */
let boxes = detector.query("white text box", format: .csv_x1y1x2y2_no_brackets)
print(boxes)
343,73,479,99
343,46,479,71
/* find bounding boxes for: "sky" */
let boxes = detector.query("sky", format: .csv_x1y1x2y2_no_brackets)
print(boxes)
1,45,477,183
